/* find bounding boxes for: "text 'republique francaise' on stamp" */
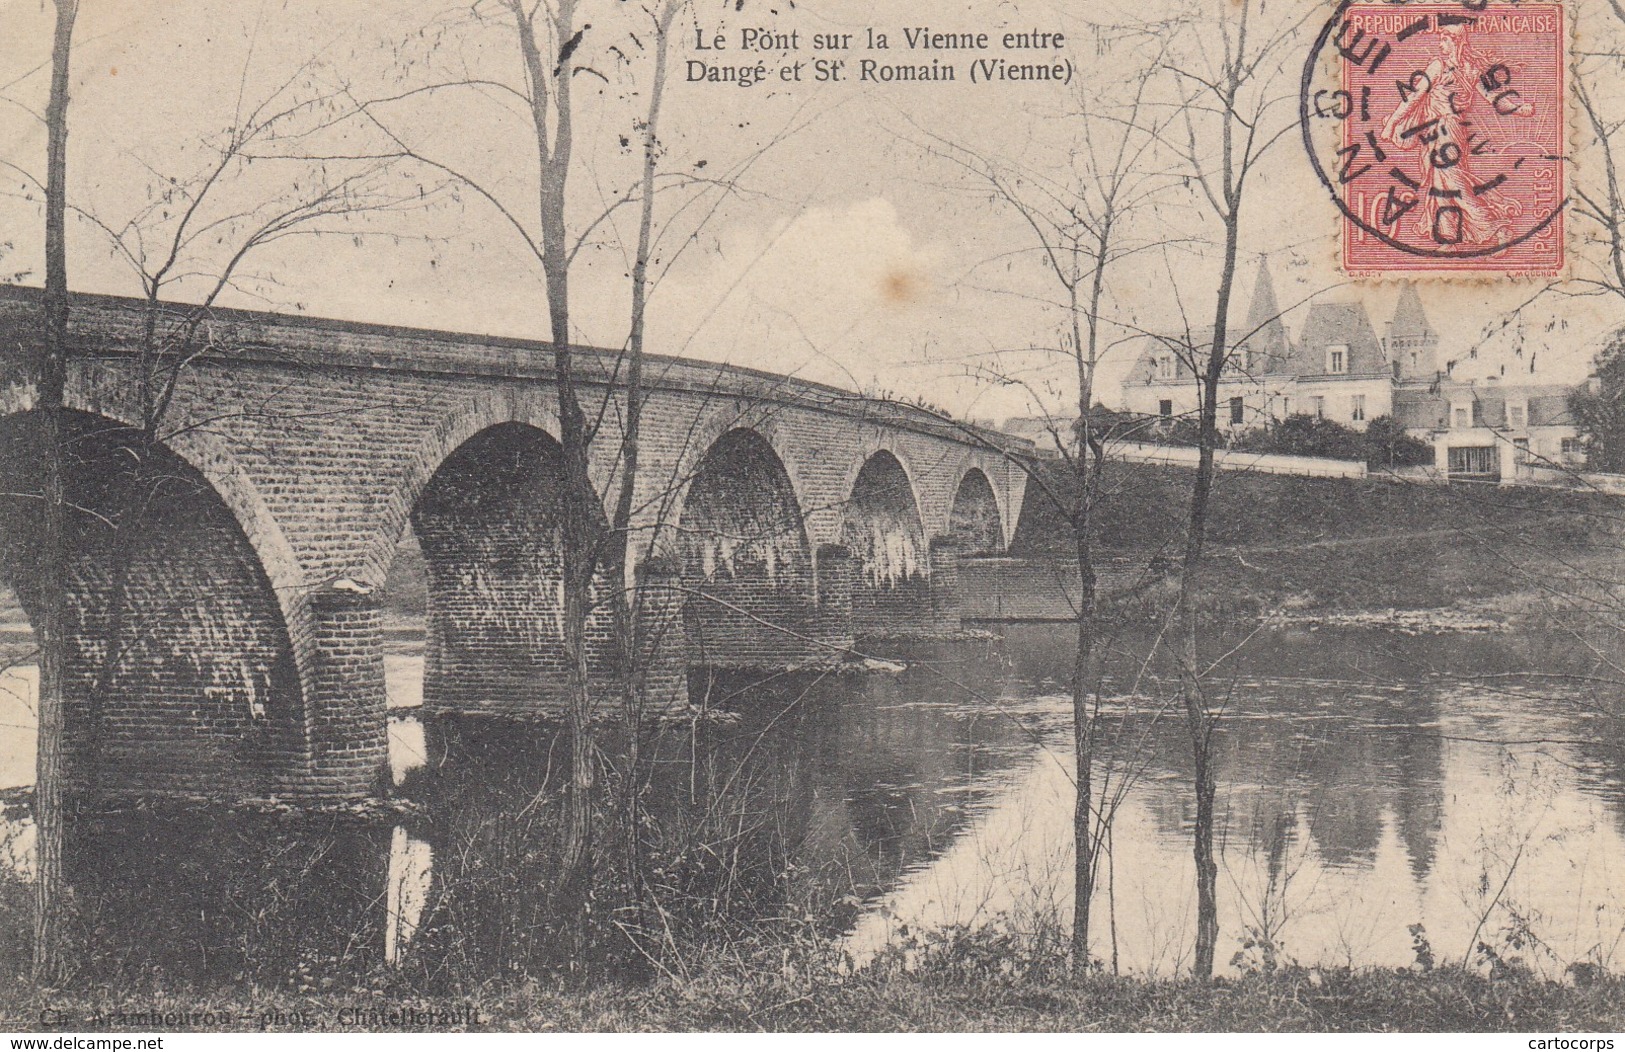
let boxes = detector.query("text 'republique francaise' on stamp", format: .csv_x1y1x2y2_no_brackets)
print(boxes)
1301,0,1567,279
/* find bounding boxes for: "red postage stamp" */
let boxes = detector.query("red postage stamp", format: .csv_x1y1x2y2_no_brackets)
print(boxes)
1304,1,1566,277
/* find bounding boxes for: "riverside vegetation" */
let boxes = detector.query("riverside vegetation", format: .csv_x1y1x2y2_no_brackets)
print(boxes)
4,912,1625,1032
2,461,1623,1031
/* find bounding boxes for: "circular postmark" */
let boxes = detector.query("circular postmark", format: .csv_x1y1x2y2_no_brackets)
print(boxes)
1299,0,1567,273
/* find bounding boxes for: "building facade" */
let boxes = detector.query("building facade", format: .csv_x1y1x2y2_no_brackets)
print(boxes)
1117,262,1584,481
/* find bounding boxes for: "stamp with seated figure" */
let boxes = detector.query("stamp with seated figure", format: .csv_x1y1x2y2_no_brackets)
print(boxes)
1302,1,1566,278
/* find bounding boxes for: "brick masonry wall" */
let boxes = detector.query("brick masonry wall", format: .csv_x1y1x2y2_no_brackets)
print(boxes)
813,544,856,653
632,561,690,714
0,416,307,799
928,539,961,634
0,293,1026,799
305,590,388,797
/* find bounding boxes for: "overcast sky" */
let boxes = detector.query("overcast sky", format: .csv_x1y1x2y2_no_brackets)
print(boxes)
1,0,1619,423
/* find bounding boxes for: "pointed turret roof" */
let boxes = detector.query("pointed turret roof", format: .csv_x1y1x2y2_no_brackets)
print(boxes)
1389,282,1434,340
1238,257,1291,374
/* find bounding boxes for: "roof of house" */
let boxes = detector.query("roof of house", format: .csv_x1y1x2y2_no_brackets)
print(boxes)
1287,301,1387,377
1467,383,1578,428
1394,382,1578,430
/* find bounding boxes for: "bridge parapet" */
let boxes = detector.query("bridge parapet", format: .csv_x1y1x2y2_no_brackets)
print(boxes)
0,286,1016,450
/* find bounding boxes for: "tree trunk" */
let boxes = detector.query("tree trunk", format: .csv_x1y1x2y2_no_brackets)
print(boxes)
607,0,680,946
33,0,79,986
1070,505,1097,969
512,0,597,921
1069,258,1102,972
1176,210,1240,981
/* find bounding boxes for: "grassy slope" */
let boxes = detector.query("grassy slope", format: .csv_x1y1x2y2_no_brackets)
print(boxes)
1016,459,1616,554
1013,461,1624,615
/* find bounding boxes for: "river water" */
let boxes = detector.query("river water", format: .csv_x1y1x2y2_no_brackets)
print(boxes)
2,622,1623,979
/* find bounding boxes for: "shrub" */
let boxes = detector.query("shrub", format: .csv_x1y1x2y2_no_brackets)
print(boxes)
1361,415,1434,469
1252,413,1365,460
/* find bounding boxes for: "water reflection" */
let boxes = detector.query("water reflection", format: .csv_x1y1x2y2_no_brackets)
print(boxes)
384,647,1025,974
0,625,1623,980
850,625,1625,978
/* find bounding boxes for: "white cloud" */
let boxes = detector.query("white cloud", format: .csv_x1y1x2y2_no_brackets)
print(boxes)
648,197,956,396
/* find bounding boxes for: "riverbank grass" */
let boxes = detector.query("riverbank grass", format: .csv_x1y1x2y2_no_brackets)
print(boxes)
4,964,1624,1032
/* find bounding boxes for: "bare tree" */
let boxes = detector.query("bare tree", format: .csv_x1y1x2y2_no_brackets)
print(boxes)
603,0,681,939
1154,0,1311,978
4,16,422,980
912,40,1178,969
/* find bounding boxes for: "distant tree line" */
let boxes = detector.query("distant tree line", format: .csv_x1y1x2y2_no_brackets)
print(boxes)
1571,334,1625,475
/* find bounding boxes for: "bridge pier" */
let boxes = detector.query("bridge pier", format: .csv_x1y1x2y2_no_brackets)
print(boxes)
304,585,390,800
928,536,962,635
813,544,856,655
633,558,690,713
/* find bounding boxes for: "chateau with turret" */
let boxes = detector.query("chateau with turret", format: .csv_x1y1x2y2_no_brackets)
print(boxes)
1118,262,1584,481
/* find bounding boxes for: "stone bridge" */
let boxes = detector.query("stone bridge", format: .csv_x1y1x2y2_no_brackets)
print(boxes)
0,288,1026,803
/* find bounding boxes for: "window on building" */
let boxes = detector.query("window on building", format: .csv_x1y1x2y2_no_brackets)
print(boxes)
1159,399,1173,421
1312,396,1325,419
1156,356,1174,380
1562,437,1584,455
1447,446,1498,477
1513,437,1530,465
1351,394,1366,422
1327,345,1348,374
1453,406,1470,429
1229,397,1245,425
1507,402,1527,429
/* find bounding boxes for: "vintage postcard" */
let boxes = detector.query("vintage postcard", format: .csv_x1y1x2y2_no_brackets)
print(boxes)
1,0,1624,1039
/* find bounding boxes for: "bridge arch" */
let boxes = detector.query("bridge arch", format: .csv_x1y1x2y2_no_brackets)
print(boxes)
676,427,816,667
948,466,1004,554
32,378,313,686
657,408,811,549
836,441,926,531
0,409,308,797
404,419,615,715
375,392,566,589
842,449,930,636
